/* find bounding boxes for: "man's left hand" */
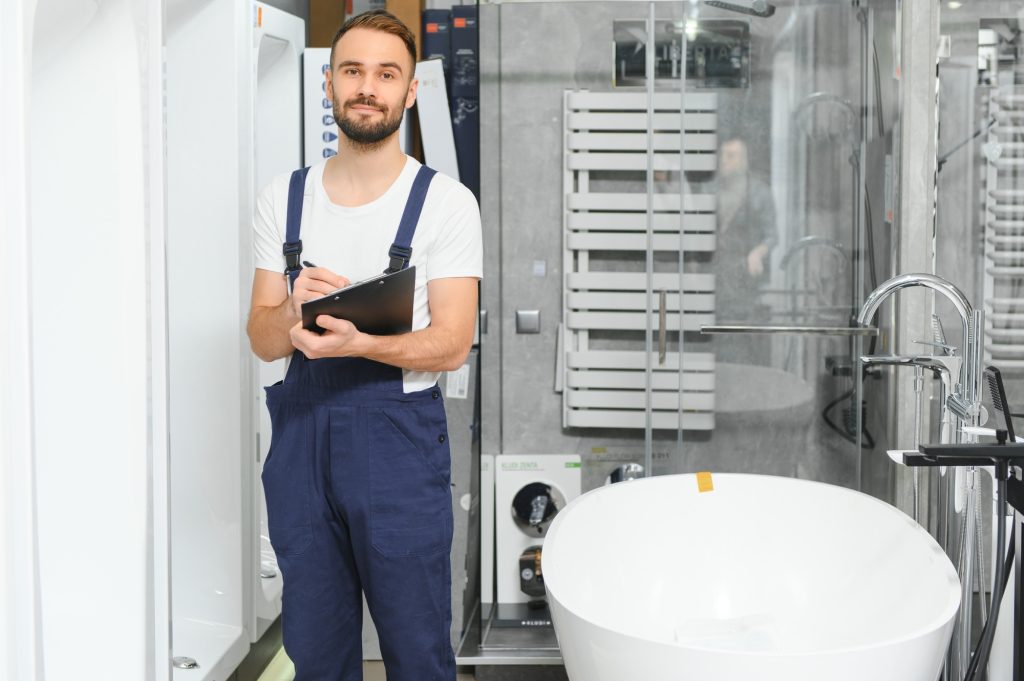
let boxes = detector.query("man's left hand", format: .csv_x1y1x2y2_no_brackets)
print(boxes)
290,316,365,360
746,243,770,277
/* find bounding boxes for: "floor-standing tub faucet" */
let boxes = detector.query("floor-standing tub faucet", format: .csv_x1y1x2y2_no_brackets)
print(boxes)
856,272,986,681
856,272,983,434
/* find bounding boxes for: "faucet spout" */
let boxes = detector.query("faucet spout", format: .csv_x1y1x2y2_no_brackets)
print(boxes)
856,273,972,330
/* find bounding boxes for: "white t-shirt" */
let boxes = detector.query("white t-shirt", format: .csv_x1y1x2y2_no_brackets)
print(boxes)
253,156,483,393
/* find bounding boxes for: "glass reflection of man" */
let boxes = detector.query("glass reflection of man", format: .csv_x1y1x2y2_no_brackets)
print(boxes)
714,137,776,320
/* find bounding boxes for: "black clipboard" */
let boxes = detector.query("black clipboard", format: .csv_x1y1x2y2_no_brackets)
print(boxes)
301,266,415,335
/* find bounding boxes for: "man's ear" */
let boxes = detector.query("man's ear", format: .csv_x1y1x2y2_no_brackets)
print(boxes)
405,78,418,110
325,69,334,100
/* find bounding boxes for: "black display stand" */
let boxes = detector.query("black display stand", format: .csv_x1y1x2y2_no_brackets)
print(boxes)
903,441,1024,681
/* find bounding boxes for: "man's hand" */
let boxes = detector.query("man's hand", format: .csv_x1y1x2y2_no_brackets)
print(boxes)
290,315,366,360
291,267,350,318
746,243,770,277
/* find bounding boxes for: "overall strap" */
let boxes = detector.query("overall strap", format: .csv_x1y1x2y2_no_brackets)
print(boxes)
284,166,311,290
385,165,438,273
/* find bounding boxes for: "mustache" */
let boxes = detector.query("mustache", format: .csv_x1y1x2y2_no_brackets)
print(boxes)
344,97,385,112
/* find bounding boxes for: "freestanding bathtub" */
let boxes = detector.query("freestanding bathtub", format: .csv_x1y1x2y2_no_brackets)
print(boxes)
542,474,960,681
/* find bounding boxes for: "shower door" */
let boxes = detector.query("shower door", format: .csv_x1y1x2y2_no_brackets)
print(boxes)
473,0,899,663
483,0,892,496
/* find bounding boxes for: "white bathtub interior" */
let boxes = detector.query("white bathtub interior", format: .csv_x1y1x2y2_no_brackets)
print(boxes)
543,474,961,681
166,0,253,678
252,0,305,641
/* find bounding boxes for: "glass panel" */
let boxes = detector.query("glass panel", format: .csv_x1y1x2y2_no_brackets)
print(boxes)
473,0,900,658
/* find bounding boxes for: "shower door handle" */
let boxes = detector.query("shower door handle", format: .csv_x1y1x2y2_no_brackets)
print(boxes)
658,289,667,365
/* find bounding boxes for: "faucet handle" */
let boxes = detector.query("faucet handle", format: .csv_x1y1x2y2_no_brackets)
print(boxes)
912,339,958,355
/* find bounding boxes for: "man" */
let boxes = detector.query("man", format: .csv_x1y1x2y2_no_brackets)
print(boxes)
247,10,481,681
713,136,776,318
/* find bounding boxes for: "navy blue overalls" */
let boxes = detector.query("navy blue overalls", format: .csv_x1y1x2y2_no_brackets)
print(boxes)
263,165,455,681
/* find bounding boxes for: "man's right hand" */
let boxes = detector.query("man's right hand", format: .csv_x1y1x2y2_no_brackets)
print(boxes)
290,266,349,319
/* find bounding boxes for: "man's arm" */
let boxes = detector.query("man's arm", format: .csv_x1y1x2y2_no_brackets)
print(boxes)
290,277,478,372
247,267,349,362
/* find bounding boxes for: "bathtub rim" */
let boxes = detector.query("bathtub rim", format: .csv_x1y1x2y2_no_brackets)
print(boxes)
542,472,962,659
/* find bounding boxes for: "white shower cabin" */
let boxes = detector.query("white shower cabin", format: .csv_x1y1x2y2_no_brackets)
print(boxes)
166,0,306,677
2,0,305,679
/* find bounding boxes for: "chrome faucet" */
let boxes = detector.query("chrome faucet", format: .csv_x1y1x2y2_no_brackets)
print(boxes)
856,273,984,439
857,274,986,681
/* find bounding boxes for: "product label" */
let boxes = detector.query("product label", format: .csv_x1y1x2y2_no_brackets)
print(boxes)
446,363,470,400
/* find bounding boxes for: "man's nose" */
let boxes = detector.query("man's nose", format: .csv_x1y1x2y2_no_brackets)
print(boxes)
356,73,377,98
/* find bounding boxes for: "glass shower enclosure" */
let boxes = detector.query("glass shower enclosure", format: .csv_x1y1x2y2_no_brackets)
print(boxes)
462,0,900,664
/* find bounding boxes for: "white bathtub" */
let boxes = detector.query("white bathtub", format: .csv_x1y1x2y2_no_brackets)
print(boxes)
543,474,960,681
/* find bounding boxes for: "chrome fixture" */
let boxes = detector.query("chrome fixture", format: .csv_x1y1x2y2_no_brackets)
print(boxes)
856,272,983,436
856,273,987,681
605,463,644,485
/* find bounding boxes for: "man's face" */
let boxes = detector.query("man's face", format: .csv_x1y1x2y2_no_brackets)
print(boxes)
719,139,749,178
327,28,417,149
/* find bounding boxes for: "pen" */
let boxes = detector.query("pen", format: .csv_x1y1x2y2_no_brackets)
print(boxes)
302,260,316,268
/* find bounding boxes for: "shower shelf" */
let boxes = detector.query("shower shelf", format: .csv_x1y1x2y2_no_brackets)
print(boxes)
988,298,1024,312
562,89,718,431
986,252,1024,266
986,328,1024,341
996,94,1024,106
986,266,1024,277
986,344,1024,360
990,204,1024,217
989,312,1024,325
990,190,1024,200
989,220,1024,232
986,237,1024,248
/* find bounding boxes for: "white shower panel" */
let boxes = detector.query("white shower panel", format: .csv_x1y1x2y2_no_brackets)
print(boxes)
252,0,305,643
4,2,45,679
166,0,253,679
26,0,168,679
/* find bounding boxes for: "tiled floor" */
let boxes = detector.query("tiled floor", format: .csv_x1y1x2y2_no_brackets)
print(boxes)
364,661,473,680
258,653,474,681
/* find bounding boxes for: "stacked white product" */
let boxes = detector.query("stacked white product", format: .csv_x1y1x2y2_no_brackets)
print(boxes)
561,90,717,430
983,87,1024,368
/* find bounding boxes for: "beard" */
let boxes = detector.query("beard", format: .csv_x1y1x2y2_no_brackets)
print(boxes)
333,96,405,150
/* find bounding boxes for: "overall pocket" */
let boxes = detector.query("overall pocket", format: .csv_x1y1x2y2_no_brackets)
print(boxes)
261,400,314,556
368,406,452,558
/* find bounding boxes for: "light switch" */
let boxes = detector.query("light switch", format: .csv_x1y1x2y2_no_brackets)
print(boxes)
516,310,541,334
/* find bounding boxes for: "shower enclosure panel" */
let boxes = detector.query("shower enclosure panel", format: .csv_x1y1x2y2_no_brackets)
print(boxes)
562,90,718,432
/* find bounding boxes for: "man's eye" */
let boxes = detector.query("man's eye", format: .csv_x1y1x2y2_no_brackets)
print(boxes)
381,72,394,80
345,68,359,76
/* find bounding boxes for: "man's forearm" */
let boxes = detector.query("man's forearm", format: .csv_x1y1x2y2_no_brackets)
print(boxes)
349,325,470,373
248,301,298,362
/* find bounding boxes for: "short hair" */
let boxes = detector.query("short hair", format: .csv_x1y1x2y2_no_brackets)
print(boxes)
329,10,417,73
